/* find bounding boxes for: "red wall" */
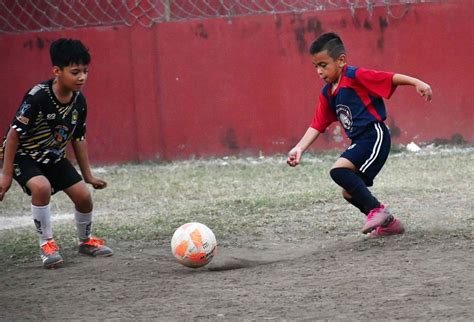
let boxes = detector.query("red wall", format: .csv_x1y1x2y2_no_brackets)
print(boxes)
0,1,472,164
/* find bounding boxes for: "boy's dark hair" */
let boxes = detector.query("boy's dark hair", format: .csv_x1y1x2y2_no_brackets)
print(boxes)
50,38,91,68
309,32,346,58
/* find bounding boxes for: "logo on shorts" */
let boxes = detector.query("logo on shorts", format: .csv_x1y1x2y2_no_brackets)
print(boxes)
14,164,21,176
336,104,353,131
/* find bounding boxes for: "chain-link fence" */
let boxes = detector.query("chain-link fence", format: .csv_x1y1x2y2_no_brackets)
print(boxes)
0,0,439,34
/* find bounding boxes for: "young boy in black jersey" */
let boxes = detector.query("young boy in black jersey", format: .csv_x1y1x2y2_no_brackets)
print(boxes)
0,38,113,268
288,32,432,237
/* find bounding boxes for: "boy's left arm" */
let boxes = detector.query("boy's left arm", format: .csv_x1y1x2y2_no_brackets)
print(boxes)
71,140,107,189
392,74,433,102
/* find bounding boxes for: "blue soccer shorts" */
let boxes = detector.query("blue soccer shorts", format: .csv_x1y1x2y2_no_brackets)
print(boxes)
340,122,391,187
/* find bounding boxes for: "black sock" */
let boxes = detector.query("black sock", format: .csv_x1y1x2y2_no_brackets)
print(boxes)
344,196,369,215
330,167,380,214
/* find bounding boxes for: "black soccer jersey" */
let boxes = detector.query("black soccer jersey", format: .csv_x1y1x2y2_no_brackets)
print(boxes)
5,79,87,164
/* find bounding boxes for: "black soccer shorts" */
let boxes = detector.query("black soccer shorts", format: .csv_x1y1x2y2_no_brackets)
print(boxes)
13,155,82,195
340,122,391,187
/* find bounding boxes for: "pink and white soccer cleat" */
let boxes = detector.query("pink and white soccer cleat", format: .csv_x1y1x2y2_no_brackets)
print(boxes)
361,204,392,234
367,217,405,238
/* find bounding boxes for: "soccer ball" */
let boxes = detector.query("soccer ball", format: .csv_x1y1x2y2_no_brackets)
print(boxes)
171,222,217,268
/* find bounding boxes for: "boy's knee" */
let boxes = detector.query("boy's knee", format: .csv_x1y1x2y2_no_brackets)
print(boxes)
28,177,51,198
74,191,93,212
341,189,352,200
329,167,350,184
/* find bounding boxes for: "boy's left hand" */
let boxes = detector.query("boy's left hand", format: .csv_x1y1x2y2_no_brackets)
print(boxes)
86,176,107,189
416,81,432,102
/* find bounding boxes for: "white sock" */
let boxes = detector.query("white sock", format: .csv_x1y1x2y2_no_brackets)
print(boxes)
31,204,53,246
75,210,92,241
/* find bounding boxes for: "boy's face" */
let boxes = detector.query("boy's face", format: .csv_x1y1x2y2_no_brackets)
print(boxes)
53,63,89,92
311,50,346,84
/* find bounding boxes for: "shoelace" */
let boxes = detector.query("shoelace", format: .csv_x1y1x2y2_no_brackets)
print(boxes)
41,240,59,255
83,237,105,246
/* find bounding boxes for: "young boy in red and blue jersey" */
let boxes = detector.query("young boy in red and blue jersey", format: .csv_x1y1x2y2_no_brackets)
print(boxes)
287,32,432,237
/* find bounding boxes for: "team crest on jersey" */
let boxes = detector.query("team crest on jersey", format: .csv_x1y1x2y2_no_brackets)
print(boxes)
47,113,56,120
54,125,69,143
336,104,353,131
71,110,78,125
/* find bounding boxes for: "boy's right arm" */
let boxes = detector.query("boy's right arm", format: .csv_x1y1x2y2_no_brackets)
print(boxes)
0,128,19,201
287,127,320,167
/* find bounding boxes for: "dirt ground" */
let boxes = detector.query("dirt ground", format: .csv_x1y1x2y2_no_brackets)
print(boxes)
1,149,473,320
1,230,472,320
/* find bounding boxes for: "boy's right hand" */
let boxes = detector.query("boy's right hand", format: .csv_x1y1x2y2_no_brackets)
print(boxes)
0,174,12,201
287,147,303,167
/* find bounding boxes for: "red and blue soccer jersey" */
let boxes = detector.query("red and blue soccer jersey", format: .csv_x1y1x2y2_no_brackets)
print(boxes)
310,66,397,139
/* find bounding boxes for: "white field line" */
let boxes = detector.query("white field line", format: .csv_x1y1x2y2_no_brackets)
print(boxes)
0,213,73,231
0,210,108,232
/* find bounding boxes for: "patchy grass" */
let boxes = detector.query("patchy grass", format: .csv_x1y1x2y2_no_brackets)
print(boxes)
0,147,473,265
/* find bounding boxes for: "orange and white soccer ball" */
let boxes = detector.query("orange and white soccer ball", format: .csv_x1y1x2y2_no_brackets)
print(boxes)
171,222,217,268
